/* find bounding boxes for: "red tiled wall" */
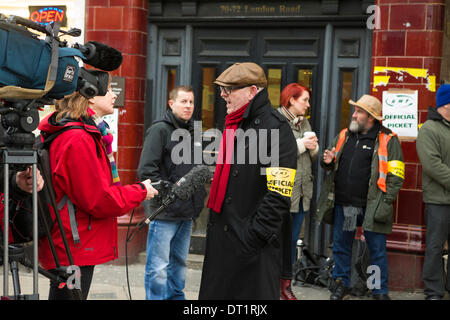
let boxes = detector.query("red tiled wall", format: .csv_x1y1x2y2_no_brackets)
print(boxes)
372,0,445,290
85,0,149,263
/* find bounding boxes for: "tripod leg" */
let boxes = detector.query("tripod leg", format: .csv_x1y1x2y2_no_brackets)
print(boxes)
10,260,21,299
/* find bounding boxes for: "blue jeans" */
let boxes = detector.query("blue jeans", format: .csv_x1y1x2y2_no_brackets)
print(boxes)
145,219,192,300
332,205,389,294
291,200,307,263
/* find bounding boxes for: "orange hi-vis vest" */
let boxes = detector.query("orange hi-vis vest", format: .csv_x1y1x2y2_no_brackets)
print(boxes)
334,128,397,193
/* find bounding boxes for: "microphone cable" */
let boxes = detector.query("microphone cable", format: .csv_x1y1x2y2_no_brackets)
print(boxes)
125,208,135,300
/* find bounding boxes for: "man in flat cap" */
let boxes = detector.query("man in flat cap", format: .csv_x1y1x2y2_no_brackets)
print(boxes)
199,62,297,299
316,94,404,300
417,84,450,300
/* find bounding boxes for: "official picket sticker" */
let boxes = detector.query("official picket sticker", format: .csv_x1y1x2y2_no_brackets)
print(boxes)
266,167,296,197
387,160,405,179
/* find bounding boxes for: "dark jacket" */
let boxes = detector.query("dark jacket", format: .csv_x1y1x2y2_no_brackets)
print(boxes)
416,107,450,204
316,123,404,234
199,89,297,300
335,121,380,206
137,109,206,220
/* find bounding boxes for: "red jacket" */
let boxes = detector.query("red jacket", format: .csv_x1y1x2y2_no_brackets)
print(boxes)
37,112,146,270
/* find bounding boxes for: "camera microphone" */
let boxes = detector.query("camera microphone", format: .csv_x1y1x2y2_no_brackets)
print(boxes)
171,165,211,201
140,165,211,226
75,41,123,71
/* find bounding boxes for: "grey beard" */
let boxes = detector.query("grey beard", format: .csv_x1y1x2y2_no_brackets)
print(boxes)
348,120,361,133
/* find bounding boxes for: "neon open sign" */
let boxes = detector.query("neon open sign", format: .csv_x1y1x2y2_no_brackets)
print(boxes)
29,6,67,27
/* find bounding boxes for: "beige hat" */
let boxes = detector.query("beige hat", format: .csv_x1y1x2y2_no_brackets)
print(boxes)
214,62,267,88
349,95,383,121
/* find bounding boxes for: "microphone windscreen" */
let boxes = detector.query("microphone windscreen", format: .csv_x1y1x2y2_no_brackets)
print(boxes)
83,41,123,71
172,165,211,201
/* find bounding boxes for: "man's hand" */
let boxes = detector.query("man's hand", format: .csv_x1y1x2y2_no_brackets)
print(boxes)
141,179,159,200
16,167,44,193
323,147,336,164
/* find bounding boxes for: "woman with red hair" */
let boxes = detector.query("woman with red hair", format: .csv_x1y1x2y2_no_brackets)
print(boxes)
277,83,319,299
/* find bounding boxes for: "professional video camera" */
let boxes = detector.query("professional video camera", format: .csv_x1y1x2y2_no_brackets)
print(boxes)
0,13,123,300
0,13,122,101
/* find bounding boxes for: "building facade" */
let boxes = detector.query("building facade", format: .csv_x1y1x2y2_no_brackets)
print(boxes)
1,0,447,291
85,0,450,291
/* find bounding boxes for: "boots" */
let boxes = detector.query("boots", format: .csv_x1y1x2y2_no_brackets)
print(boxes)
280,279,297,300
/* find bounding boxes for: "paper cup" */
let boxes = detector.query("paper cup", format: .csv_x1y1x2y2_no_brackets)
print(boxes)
303,131,316,138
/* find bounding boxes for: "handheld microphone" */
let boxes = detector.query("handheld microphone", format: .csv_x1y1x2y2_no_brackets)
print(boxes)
74,41,123,71
140,165,211,226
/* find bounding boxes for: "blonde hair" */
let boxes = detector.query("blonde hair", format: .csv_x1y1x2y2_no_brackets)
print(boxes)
54,92,90,122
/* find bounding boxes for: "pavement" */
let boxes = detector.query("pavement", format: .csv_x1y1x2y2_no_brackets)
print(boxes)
1,252,447,301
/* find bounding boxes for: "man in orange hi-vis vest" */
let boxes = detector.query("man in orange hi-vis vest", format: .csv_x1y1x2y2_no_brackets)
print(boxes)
316,94,404,300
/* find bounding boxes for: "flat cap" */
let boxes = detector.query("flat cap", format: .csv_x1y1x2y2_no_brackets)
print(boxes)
214,62,267,88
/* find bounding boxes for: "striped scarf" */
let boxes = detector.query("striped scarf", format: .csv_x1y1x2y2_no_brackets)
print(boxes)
280,106,303,130
92,113,121,186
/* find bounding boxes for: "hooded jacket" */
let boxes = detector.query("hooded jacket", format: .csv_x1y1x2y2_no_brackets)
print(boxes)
37,111,147,270
137,109,206,220
416,107,450,204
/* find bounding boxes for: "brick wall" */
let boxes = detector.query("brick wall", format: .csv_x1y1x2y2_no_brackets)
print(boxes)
372,0,446,290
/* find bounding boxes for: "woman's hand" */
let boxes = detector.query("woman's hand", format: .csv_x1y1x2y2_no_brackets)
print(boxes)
140,179,159,200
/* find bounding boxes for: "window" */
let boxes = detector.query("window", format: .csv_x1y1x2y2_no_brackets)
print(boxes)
201,67,216,130
339,71,354,131
166,67,177,108
267,68,282,108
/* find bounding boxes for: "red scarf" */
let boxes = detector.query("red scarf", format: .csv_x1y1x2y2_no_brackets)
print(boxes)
207,102,249,213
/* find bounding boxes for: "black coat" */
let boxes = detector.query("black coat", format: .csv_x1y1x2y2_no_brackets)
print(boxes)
199,89,297,299
137,109,206,220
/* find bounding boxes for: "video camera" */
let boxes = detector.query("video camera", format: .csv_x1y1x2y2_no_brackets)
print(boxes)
0,13,123,154
0,13,122,101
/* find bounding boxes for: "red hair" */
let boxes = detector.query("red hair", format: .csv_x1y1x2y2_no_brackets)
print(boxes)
280,83,310,108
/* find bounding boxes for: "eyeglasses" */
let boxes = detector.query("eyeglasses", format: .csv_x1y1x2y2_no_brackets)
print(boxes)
219,85,249,95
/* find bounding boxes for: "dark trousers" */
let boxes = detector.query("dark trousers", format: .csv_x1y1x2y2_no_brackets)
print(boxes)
48,265,95,300
423,204,450,298
332,205,389,294
281,210,293,279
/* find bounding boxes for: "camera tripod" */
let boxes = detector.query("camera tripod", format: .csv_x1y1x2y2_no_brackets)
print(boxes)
1,133,82,300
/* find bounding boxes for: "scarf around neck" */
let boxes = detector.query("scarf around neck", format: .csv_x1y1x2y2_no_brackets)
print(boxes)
91,110,121,186
207,102,249,213
280,106,303,130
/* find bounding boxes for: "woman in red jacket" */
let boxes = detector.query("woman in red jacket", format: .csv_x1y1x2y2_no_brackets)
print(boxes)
38,85,158,300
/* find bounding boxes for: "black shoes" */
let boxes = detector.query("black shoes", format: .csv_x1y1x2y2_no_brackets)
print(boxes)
372,293,391,300
425,295,442,300
329,278,350,300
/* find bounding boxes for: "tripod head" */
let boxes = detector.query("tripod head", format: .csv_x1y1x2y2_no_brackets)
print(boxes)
0,98,44,171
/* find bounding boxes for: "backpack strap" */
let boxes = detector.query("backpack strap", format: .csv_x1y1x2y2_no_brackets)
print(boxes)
40,125,87,247
57,195,80,247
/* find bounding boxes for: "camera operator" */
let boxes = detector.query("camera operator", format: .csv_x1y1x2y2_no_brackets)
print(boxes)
36,77,158,300
0,158,44,243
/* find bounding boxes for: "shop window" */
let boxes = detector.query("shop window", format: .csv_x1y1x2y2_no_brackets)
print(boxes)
166,67,177,108
201,67,216,131
267,68,282,108
297,68,313,119
339,70,354,131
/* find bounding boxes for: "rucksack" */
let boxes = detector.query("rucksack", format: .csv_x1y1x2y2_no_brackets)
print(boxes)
293,246,334,288
0,125,85,244
349,238,371,297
